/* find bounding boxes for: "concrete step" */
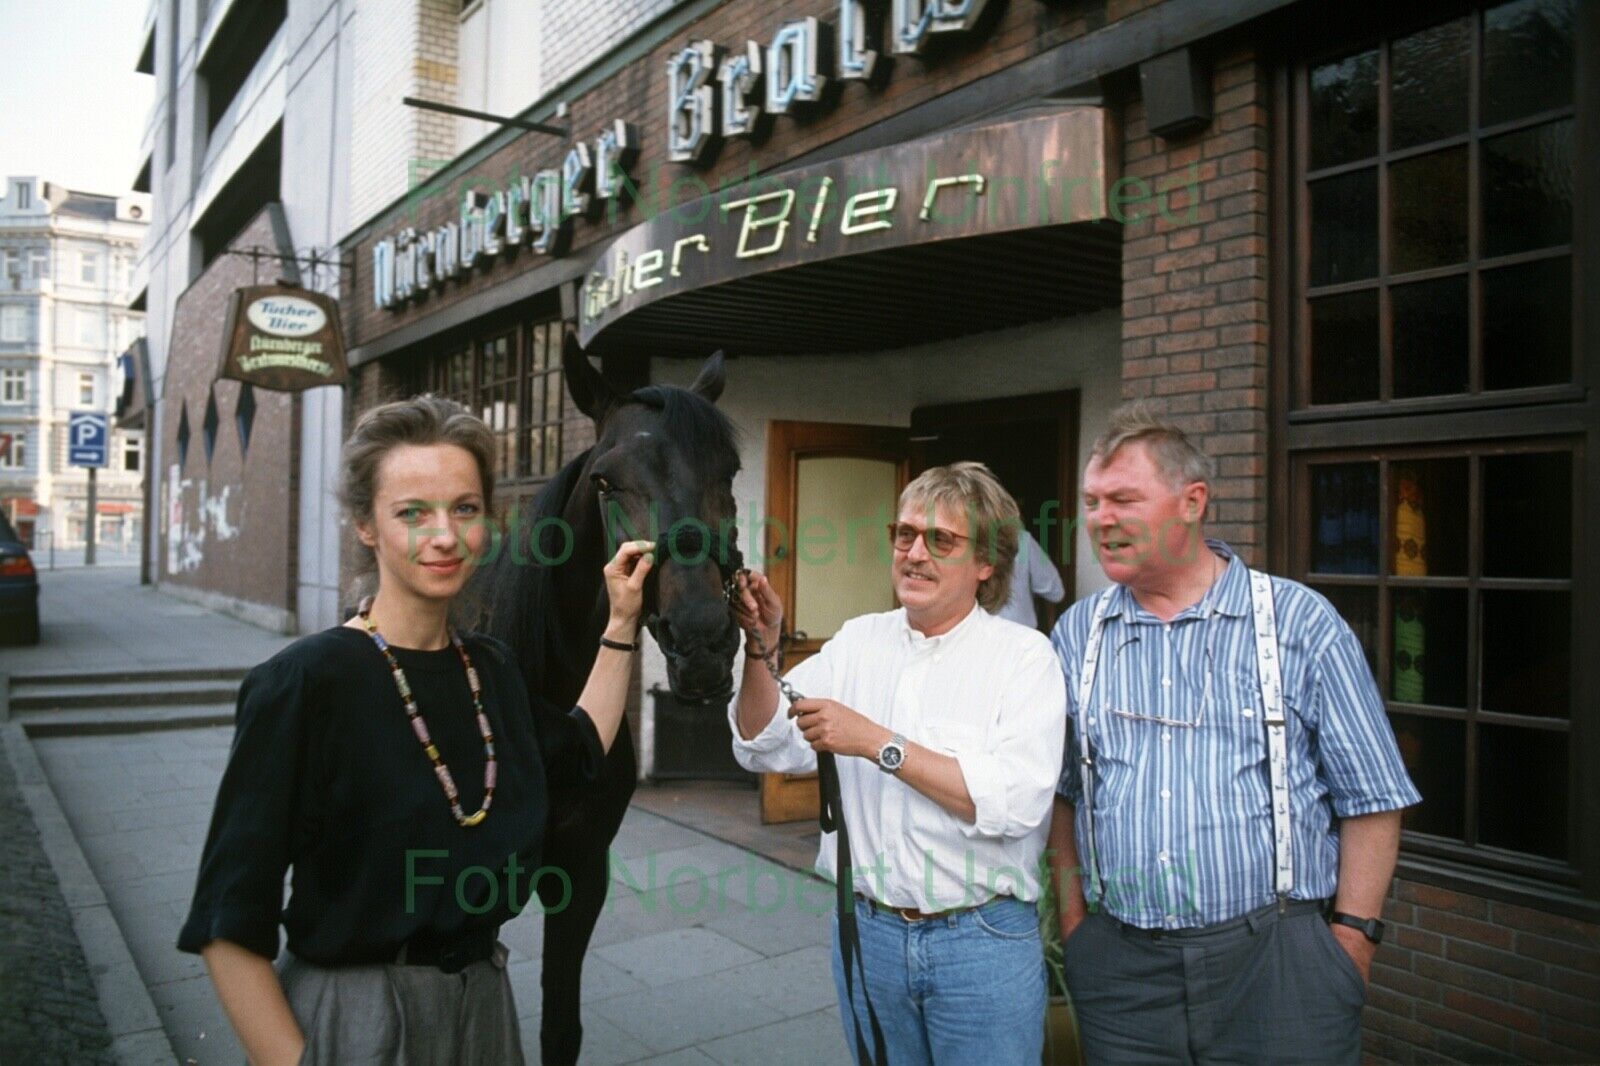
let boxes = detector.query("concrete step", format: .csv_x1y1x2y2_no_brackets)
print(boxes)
10,678,242,712
9,666,250,688
13,703,237,737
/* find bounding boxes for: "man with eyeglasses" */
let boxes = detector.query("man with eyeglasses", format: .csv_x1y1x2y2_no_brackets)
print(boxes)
1047,401,1420,1065
729,461,1066,1064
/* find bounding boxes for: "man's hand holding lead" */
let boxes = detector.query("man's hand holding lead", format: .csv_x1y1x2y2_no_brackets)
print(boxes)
789,698,888,760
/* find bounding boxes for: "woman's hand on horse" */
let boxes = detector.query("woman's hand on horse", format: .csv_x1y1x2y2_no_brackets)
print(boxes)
733,570,783,650
603,540,655,632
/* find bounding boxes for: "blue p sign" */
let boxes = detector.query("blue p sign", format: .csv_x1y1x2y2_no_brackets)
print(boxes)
69,412,108,468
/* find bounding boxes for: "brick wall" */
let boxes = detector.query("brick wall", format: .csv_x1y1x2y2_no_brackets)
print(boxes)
1119,47,1270,566
415,0,460,164
542,0,685,92
158,208,297,616
1370,883,1600,1064
348,0,460,228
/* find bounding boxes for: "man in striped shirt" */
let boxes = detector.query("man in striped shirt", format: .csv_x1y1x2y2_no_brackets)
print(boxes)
1048,402,1420,1065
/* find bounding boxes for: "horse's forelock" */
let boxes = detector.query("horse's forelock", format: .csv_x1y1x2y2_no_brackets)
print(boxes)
623,384,741,476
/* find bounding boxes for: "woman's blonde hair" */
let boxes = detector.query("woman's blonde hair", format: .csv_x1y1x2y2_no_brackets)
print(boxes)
898,461,1020,613
338,394,496,574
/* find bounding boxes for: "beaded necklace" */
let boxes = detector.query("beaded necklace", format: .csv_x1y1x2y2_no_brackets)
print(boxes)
357,595,496,828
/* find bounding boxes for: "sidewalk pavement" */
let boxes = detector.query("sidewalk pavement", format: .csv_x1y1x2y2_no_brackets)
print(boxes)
3,566,846,1064
1,564,293,676
24,546,142,572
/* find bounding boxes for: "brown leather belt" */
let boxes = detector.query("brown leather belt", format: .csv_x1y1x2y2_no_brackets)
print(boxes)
856,893,982,923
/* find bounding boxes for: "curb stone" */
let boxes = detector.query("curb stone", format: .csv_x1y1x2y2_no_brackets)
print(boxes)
2,721,180,1066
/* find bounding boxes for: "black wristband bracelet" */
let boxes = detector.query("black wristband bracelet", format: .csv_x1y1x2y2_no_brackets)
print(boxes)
599,635,638,653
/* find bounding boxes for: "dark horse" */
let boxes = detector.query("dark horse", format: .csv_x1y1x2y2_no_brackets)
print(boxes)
461,336,744,1064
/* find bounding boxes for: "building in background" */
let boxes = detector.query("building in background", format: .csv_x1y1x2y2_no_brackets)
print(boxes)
0,177,148,552
337,1,1598,1061
133,0,594,631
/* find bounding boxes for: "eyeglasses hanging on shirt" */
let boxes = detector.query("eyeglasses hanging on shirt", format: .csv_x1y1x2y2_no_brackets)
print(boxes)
1101,614,1224,730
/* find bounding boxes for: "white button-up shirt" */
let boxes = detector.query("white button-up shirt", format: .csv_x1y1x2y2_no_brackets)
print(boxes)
729,602,1067,909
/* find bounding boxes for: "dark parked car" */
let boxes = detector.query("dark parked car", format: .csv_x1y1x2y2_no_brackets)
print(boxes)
0,512,39,644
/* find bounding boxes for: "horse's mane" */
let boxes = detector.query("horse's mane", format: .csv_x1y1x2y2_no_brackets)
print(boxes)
460,381,739,701
461,442,593,693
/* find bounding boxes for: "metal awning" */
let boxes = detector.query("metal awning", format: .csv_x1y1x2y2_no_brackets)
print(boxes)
583,221,1121,356
579,104,1123,358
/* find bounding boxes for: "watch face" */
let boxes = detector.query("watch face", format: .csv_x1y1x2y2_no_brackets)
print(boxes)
879,743,905,771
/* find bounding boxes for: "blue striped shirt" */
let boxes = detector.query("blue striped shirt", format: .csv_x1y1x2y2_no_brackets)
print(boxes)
1051,542,1421,929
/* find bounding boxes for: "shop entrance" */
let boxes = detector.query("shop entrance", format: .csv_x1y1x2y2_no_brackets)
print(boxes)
911,390,1079,630
755,393,1078,823
759,420,909,823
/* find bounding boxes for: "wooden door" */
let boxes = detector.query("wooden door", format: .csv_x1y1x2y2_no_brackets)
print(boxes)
758,420,910,823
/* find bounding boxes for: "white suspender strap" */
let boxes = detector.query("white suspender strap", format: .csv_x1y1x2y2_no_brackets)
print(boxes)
1247,569,1294,899
1074,586,1118,905
1075,572,1292,908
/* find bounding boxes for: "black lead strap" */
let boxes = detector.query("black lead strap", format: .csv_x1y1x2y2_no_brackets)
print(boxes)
819,750,890,1066
733,570,888,1066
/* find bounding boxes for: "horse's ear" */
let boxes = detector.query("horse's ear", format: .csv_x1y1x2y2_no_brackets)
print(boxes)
689,350,726,404
562,332,615,420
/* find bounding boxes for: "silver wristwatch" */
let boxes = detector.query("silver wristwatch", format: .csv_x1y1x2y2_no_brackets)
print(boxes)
876,733,907,774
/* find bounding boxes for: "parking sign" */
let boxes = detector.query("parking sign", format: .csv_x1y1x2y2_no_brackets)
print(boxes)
69,412,108,468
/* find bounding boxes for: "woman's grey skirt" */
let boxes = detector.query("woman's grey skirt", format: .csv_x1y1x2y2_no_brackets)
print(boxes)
275,943,524,1065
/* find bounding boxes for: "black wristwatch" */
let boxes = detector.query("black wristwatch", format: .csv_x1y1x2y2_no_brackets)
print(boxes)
1328,911,1385,944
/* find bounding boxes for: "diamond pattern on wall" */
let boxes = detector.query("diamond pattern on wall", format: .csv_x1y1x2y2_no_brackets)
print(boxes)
202,390,219,465
235,382,256,456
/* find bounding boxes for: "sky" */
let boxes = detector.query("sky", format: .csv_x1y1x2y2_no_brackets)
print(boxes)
0,0,156,197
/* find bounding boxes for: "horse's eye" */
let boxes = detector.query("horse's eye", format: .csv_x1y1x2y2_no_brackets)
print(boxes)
593,475,614,494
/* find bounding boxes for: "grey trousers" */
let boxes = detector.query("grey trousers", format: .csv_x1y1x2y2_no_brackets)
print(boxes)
1062,902,1365,1066
276,944,525,1066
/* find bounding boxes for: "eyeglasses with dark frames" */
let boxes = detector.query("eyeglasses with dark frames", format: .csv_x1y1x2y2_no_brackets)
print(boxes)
886,522,970,557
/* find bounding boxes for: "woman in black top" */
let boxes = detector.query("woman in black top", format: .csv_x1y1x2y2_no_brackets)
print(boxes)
178,395,653,1065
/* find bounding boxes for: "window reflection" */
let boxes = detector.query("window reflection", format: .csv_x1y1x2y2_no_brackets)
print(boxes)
1481,590,1570,719
1311,463,1378,574
1482,257,1571,390
1310,48,1378,168
1309,170,1378,285
1478,725,1567,859
1392,277,1468,398
1309,291,1378,404
1389,712,1465,840
1481,0,1574,126
1482,452,1571,578
1483,120,1574,258
1391,589,1467,709
1390,17,1469,149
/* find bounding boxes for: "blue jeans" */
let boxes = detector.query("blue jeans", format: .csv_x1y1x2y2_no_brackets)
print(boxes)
830,895,1046,1065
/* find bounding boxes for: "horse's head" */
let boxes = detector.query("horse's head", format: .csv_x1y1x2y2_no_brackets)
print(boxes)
564,336,743,703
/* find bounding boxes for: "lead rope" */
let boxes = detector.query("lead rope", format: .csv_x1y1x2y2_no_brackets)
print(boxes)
731,571,889,1066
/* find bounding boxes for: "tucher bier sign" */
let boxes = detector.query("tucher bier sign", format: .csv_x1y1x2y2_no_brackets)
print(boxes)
219,286,349,391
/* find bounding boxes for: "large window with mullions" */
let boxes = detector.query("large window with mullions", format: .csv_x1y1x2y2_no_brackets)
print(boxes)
415,317,568,488
1295,443,1579,873
1282,0,1590,893
1296,0,1576,408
